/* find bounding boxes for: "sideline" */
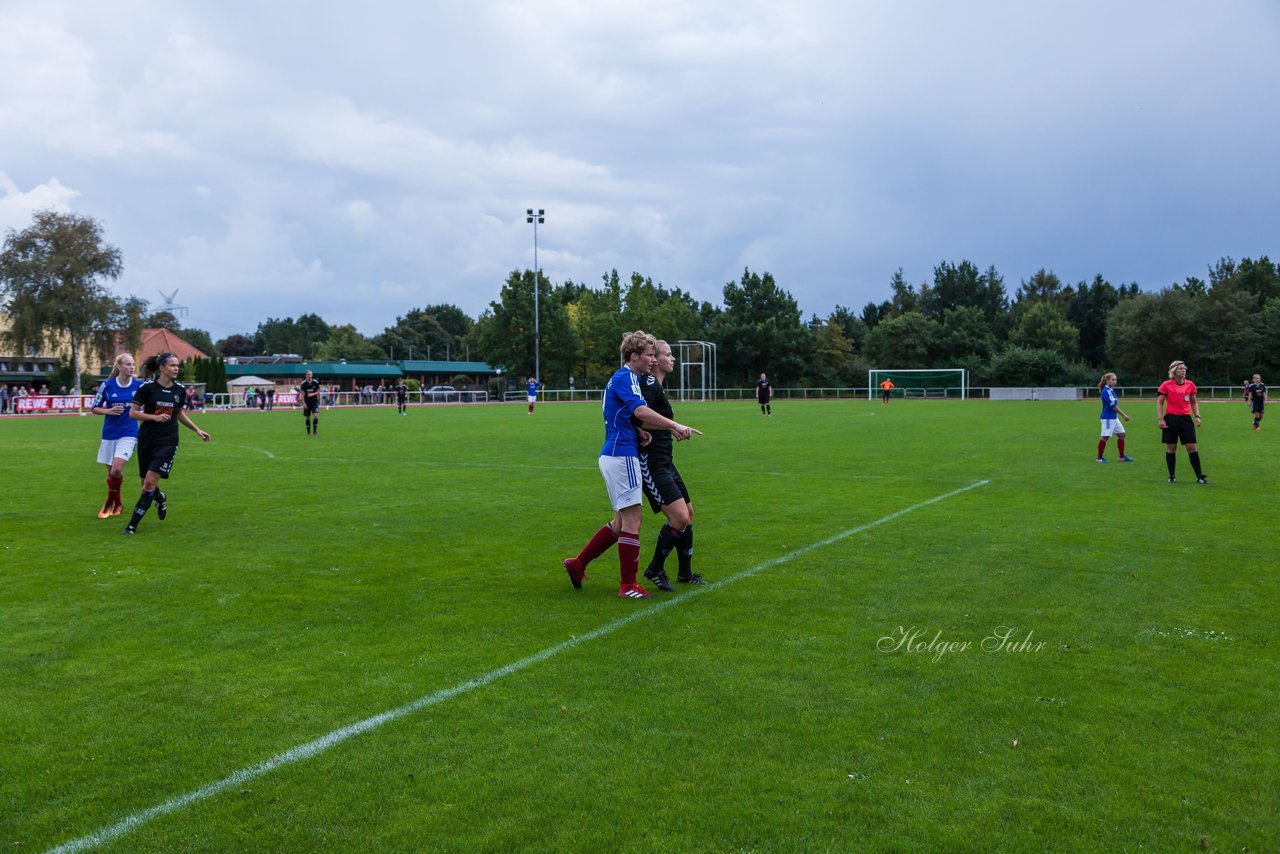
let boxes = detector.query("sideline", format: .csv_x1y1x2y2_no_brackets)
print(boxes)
47,479,990,853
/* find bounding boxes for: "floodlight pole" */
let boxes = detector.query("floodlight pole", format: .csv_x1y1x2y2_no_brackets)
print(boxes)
526,208,545,382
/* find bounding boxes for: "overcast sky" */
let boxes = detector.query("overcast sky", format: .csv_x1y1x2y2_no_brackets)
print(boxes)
3,1,1278,340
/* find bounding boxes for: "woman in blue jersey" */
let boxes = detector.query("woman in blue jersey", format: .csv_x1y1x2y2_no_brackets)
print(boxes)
90,353,143,518
1096,372,1132,463
563,331,699,599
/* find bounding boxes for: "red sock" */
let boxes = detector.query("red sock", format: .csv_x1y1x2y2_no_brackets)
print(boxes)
107,474,123,505
1097,439,1107,458
1117,436,1126,457
528,403,534,414
576,524,618,568
617,531,640,585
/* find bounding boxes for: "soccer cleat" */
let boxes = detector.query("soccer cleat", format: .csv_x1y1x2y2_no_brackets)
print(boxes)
617,583,650,599
1119,456,1134,462
1168,477,1176,484
110,504,122,516
1196,476,1208,484
155,492,167,521
563,558,585,589
643,565,675,592
1096,458,1108,463
98,503,113,519
677,573,708,585
122,525,137,535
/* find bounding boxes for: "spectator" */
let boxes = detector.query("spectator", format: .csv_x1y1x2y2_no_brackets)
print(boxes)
0,384,9,414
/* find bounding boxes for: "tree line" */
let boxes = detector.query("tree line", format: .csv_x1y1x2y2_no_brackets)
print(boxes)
3,210,1276,390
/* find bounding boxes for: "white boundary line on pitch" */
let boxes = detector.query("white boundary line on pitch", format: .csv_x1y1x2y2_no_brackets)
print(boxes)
47,479,989,854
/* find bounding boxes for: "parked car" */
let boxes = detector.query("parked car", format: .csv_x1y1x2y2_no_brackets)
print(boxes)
424,385,458,401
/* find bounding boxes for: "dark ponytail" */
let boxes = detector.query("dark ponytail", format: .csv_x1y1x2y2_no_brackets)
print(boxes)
141,353,176,380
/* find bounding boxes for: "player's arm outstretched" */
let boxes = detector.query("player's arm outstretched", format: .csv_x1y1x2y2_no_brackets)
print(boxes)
178,410,211,442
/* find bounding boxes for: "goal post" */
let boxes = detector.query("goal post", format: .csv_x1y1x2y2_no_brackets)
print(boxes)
868,368,968,400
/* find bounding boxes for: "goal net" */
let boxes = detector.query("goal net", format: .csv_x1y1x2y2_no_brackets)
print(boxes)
868,369,968,400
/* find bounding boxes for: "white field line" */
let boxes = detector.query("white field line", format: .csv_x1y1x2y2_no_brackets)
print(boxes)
47,479,989,853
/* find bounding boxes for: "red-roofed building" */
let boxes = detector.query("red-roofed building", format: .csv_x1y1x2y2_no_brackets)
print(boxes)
137,328,208,364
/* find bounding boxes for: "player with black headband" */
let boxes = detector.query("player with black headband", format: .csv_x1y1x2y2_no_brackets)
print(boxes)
299,369,322,435
122,353,211,534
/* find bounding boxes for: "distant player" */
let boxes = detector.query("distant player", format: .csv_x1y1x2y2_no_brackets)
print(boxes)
90,353,144,518
299,370,321,435
123,353,211,534
756,372,772,416
1156,360,1206,484
1095,372,1132,462
1245,373,1266,430
526,377,539,415
395,381,409,415
879,378,895,405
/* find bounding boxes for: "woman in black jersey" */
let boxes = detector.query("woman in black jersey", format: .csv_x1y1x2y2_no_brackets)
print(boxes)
123,353,211,534
638,340,706,590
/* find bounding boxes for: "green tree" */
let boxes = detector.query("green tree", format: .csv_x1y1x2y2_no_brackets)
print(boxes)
708,269,810,384
313,324,384,361
1105,290,1203,381
863,311,940,368
937,306,996,362
376,308,454,360
0,210,124,390
1008,300,1079,358
924,260,1009,323
252,313,331,358
811,319,856,385
474,269,579,383
1065,275,1132,367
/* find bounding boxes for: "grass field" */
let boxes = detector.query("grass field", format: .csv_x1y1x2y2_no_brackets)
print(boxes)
2,397,1277,852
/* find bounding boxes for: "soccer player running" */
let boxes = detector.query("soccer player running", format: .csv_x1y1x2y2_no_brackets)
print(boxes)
1095,372,1132,463
526,377,539,415
756,372,772,416
90,353,144,518
299,370,322,435
395,381,409,415
638,339,706,591
1245,373,1266,430
123,353,211,534
563,331,699,599
1156,360,1206,484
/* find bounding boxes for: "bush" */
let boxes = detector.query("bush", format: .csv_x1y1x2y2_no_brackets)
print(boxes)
989,347,1070,386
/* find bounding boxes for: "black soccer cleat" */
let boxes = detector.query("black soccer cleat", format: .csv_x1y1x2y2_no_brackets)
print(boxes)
677,573,708,585
643,564,675,592
155,492,167,520
122,525,137,535
1196,476,1208,484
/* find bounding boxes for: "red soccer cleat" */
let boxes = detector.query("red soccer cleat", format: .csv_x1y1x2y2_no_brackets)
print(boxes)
617,583,650,599
563,558,585,589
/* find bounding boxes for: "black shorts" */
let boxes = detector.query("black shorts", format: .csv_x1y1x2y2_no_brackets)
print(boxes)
138,443,178,479
303,401,319,416
639,455,690,513
1161,414,1197,445
1251,400,1264,414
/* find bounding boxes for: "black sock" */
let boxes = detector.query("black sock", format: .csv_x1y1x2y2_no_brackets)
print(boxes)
1166,452,1176,478
312,416,318,434
677,525,694,577
649,523,679,572
129,490,155,529
1189,452,1203,478
305,417,311,433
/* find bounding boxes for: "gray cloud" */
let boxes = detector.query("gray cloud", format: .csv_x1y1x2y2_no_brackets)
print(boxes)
2,1,1276,338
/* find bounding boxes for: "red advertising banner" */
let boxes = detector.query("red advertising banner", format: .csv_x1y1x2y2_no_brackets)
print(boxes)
14,396,95,413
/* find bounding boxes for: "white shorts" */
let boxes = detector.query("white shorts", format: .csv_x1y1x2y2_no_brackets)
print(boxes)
97,436,138,465
527,394,537,404
1100,419,1126,438
598,455,642,511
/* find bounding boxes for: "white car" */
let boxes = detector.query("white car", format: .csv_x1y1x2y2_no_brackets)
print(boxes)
424,385,457,401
